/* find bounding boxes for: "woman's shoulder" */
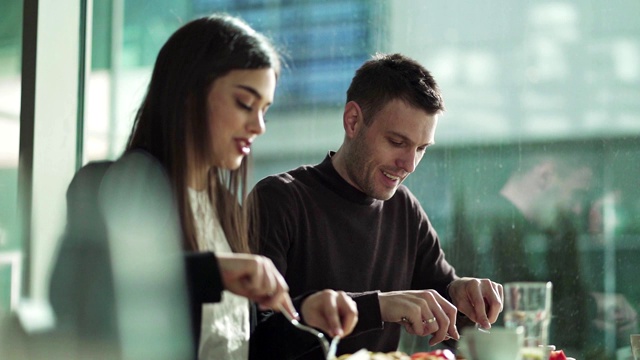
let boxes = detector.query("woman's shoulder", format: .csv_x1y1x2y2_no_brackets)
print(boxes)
106,149,166,179
100,149,172,201
116,148,162,168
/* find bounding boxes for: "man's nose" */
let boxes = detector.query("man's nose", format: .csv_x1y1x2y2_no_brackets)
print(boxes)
397,150,419,174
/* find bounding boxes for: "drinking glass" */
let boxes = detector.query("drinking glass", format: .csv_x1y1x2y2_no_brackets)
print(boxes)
504,282,552,360
631,334,640,360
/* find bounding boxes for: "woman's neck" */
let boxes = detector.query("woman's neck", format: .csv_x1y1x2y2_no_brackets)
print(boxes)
188,165,214,191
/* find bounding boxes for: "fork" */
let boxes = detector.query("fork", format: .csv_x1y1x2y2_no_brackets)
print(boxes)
278,304,341,359
444,322,490,340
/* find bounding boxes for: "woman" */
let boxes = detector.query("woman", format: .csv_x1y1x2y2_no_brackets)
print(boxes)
51,14,357,360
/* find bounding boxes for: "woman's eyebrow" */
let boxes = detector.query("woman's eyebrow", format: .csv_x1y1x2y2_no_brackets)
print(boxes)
236,84,262,99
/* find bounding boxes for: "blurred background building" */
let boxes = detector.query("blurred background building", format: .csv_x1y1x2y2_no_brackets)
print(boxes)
1,0,639,359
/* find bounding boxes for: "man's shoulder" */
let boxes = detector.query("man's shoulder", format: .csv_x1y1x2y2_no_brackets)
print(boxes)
392,184,420,203
387,184,429,220
255,164,316,189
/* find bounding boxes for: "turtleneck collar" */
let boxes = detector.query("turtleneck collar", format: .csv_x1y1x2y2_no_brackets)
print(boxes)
314,151,379,206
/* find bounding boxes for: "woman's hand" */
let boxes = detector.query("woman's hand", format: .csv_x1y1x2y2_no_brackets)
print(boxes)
216,253,297,320
300,290,358,338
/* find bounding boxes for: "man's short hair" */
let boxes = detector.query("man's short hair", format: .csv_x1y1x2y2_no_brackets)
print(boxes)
346,53,445,125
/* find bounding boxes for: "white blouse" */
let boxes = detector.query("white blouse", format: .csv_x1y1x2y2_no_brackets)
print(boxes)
188,188,250,360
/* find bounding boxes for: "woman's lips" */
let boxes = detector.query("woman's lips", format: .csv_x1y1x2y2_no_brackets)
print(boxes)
236,138,252,155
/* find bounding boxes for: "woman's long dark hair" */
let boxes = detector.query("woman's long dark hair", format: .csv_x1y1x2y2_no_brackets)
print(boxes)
126,14,280,252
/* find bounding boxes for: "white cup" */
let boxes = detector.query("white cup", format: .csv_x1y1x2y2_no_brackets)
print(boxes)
458,326,524,360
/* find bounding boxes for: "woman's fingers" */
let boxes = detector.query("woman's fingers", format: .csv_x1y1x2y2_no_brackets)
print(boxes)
253,259,297,318
217,253,296,318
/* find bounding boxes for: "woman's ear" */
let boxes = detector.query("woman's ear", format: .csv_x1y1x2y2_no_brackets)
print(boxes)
343,101,363,139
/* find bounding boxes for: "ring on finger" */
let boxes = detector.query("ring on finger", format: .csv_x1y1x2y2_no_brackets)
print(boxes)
423,317,437,324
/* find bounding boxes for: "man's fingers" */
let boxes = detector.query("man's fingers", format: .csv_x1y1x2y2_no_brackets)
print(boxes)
300,290,359,338
399,315,422,336
382,290,458,344
450,278,504,329
336,292,358,337
485,282,504,323
465,280,490,327
441,298,460,340
424,295,453,345
314,291,343,337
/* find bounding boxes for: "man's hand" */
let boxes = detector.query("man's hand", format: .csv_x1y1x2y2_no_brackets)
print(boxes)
300,290,359,338
216,253,297,320
447,277,503,329
378,290,459,346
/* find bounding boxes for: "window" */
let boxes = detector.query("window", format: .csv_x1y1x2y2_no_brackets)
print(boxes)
15,1,640,359
0,0,22,314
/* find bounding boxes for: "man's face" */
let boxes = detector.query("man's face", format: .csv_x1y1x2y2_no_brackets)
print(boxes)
344,99,438,200
536,164,593,229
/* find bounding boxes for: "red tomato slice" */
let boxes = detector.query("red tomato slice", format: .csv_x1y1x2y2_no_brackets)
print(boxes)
410,352,431,359
549,349,568,360
410,349,456,360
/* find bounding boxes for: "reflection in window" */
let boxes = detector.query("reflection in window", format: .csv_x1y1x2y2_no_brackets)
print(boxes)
195,0,377,110
81,1,640,359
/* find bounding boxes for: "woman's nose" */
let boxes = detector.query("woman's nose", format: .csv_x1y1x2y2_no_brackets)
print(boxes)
247,111,266,135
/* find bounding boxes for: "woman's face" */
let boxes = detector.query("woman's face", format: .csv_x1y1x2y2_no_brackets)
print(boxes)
207,68,276,170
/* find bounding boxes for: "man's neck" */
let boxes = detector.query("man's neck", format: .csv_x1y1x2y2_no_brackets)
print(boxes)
330,147,350,184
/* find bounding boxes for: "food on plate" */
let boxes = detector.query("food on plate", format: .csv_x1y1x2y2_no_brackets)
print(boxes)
336,349,455,360
410,349,456,359
548,349,568,360
336,350,409,359
520,347,570,360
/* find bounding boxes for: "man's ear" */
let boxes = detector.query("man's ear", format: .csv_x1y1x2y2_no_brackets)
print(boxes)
343,101,363,139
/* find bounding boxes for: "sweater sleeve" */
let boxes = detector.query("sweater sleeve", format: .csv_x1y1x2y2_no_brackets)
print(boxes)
346,291,384,334
407,189,458,298
98,151,193,358
184,251,224,303
248,176,295,275
184,251,224,351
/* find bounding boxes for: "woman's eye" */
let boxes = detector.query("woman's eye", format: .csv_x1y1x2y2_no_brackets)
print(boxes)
236,100,252,111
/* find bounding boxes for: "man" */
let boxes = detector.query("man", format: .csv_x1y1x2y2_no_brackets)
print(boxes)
249,53,503,358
